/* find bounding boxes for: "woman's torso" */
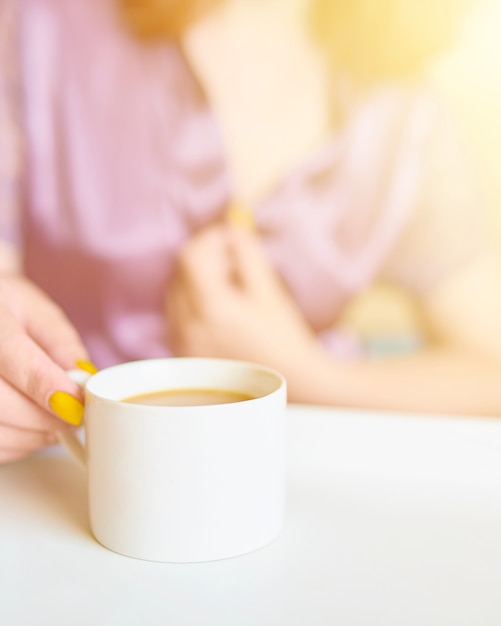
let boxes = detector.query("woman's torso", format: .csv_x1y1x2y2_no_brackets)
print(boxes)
11,0,438,366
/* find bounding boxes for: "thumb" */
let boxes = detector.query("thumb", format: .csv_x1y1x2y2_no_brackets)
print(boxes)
227,226,281,295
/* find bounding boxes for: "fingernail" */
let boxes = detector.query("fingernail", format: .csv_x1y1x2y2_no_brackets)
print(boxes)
76,359,98,375
49,392,84,426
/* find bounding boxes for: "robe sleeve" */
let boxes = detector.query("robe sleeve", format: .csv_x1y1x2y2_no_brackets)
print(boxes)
381,99,493,294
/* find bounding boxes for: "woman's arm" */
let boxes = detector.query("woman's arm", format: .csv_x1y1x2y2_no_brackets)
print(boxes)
288,251,501,415
168,226,501,416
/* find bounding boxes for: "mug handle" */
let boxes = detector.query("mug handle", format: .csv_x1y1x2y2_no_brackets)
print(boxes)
55,369,93,468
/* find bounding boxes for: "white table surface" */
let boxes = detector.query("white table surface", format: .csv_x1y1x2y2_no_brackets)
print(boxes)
2,404,501,626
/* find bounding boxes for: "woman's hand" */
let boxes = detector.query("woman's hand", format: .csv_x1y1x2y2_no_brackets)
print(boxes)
166,224,324,388
0,274,91,463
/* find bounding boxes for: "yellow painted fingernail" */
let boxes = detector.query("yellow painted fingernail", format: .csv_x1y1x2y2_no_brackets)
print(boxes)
76,359,99,375
49,392,84,426
227,202,255,231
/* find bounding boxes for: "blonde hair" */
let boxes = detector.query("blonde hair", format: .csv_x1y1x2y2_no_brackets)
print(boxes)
119,0,223,40
309,0,476,85
120,0,476,84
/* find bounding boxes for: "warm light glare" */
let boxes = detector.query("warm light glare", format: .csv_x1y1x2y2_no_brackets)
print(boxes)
431,0,501,241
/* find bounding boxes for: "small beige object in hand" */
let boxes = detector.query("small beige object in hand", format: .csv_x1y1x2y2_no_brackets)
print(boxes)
227,202,255,231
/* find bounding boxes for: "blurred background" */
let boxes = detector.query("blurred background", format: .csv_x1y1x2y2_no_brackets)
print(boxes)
2,0,501,352
98,0,501,353
431,0,501,244
337,0,501,343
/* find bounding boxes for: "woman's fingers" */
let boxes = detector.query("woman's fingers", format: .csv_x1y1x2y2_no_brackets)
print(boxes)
0,276,89,463
227,226,281,294
0,277,87,422
165,275,195,353
174,225,231,299
170,225,239,334
0,315,83,415
5,277,89,370
0,423,55,452
0,376,72,432
0,449,37,464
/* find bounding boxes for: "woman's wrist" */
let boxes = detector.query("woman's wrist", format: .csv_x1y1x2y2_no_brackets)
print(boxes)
284,341,345,405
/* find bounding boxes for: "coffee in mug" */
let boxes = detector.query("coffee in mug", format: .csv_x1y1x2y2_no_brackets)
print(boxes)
123,388,255,406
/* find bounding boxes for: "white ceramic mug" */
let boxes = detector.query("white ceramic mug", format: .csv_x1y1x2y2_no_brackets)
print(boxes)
60,357,286,563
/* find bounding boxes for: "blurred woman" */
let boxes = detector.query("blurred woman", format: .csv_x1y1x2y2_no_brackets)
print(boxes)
0,0,500,463
166,0,501,413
